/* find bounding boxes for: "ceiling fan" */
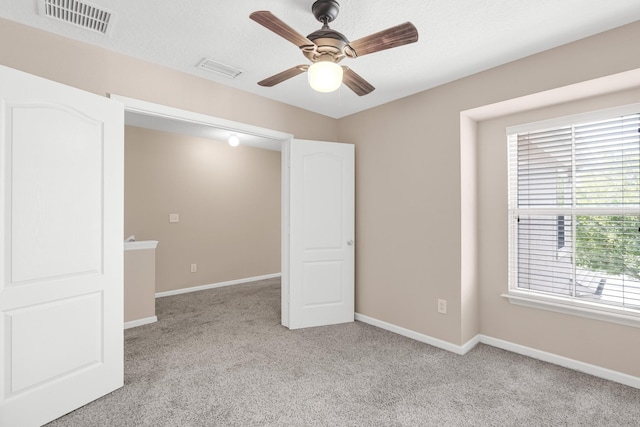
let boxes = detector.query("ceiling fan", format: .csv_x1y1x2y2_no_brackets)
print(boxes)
250,0,419,96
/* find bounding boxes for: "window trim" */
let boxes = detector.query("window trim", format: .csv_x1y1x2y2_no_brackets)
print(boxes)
506,103,640,136
506,102,640,327
502,291,640,329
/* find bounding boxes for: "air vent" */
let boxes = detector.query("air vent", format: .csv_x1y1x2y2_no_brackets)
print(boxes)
197,58,243,79
38,0,115,36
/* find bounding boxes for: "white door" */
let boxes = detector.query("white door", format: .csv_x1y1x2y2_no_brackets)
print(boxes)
284,139,354,329
0,66,124,426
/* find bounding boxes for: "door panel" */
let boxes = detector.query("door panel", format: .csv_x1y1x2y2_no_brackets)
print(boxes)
8,292,103,393
302,153,344,249
302,260,344,306
287,139,354,329
0,65,123,426
11,103,103,283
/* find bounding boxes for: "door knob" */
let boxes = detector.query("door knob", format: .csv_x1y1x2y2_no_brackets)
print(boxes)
347,240,354,246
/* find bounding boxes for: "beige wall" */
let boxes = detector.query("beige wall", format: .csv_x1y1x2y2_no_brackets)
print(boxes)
337,20,640,376
124,247,157,322
3,15,640,379
125,126,281,293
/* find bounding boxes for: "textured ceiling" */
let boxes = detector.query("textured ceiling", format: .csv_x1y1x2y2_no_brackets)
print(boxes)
1,0,640,119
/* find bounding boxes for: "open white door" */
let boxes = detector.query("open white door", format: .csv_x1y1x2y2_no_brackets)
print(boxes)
0,66,123,426
284,139,354,329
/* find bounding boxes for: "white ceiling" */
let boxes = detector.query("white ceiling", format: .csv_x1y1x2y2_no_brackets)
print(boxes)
2,0,640,121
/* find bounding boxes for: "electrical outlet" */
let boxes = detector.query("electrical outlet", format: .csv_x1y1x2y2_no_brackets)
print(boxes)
438,299,447,314
169,213,180,223
190,263,197,273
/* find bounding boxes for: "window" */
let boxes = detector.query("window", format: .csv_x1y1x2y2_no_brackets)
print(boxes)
556,173,569,250
507,105,640,322
556,215,565,250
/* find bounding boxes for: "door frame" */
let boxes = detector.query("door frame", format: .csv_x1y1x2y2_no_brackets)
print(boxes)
109,95,294,327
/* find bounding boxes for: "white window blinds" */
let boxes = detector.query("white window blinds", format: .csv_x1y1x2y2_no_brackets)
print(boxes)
508,109,640,313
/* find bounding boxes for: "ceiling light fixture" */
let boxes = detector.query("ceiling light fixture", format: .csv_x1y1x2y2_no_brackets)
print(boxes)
308,61,343,93
250,0,418,97
228,135,240,147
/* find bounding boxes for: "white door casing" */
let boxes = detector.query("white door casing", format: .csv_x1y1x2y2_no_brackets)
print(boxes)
107,95,299,328
285,139,355,329
0,66,124,426
99,97,354,331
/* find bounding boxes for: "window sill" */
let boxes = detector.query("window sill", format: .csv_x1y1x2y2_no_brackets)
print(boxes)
502,291,640,329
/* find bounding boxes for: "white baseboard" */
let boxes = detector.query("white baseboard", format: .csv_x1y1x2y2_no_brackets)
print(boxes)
155,273,282,298
479,335,640,390
124,316,157,329
461,334,482,354
355,312,640,389
355,313,475,355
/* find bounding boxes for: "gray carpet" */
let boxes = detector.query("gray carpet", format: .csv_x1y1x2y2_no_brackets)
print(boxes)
48,278,640,426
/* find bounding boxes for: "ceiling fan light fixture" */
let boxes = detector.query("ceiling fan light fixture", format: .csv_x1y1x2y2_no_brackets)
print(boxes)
308,61,343,93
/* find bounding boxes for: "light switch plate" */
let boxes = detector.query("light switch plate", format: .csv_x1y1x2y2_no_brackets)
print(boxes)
169,213,179,223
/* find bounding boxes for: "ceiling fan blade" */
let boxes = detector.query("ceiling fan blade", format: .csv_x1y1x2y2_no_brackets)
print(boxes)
250,11,315,48
342,67,375,96
344,22,418,58
258,65,309,87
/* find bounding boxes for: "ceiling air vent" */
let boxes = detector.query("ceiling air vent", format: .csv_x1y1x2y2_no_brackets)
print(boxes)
38,0,115,36
197,58,243,79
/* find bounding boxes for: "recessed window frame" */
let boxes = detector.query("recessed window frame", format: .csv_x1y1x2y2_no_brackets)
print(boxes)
505,103,640,329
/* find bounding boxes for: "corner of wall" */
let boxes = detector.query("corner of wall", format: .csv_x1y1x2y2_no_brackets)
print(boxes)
460,113,480,343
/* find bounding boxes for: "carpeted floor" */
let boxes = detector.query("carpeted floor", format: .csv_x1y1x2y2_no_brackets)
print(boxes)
48,278,640,426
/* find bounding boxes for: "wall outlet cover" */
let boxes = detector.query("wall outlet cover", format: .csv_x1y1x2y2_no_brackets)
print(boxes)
438,299,447,314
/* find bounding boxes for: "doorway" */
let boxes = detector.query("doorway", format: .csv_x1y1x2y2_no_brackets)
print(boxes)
111,95,293,326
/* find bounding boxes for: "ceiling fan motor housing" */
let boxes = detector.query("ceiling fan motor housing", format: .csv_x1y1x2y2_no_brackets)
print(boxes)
304,28,348,63
312,0,340,24
306,1,348,63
